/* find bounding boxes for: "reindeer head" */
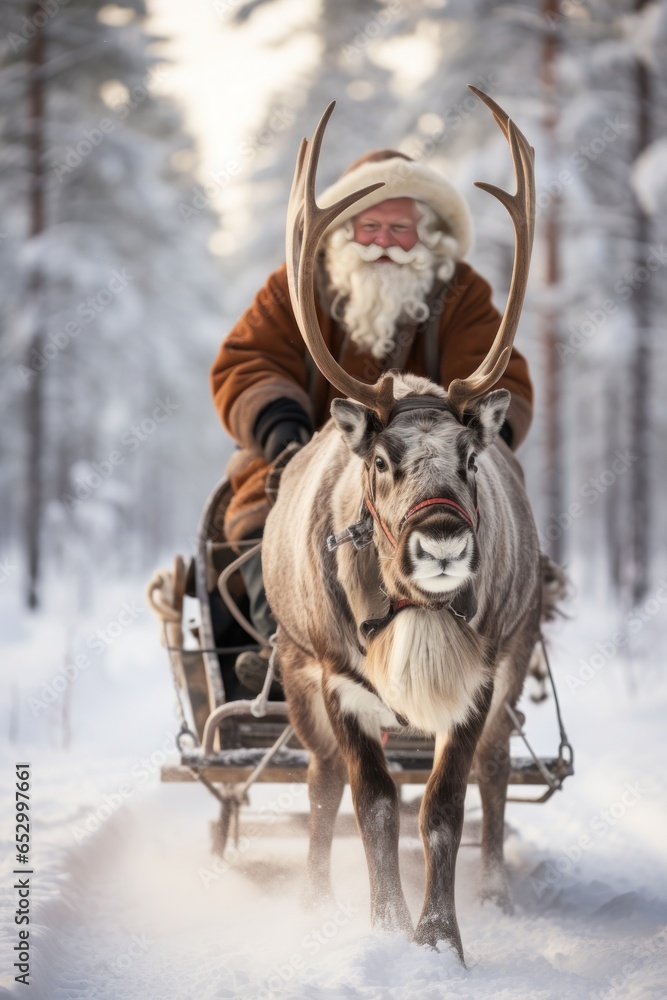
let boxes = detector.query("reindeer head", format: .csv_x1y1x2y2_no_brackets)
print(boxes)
331,372,510,607
286,91,534,610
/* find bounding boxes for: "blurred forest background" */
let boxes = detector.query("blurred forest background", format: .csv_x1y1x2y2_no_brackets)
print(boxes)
1,0,665,622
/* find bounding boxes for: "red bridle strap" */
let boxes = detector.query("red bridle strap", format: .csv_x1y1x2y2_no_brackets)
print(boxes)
403,497,476,529
365,495,398,548
365,495,478,550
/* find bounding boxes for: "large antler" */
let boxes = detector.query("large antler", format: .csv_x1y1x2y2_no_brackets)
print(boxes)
286,102,395,417
446,86,535,417
286,91,534,422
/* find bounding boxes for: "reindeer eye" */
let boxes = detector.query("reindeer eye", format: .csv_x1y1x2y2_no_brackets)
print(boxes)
374,456,388,472
468,454,478,473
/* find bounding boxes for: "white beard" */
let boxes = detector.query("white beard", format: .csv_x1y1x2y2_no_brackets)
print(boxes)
325,234,438,359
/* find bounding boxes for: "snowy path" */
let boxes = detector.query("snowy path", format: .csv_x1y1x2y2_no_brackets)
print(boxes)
12,776,667,1000
2,588,667,999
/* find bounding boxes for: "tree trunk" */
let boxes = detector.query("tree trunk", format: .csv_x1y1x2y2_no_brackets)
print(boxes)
24,4,47,609
605,376,624,596
628,8,651,606
541,0,564,566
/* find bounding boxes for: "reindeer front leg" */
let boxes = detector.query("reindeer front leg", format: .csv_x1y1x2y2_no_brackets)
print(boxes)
414,686,493,962
324,673,413,936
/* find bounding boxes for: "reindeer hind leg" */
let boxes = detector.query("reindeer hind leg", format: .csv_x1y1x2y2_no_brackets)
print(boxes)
304,747,346,907
474,625,537,912
474,707,514,913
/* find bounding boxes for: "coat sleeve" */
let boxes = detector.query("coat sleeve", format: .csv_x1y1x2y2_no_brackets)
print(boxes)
439,263,533,449
210,263,314,449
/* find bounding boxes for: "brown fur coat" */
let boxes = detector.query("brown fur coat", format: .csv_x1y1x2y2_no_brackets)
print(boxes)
210,260,533,541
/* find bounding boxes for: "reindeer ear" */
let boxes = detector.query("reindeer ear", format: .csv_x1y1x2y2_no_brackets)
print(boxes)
331,398,379,459
465,389,511,451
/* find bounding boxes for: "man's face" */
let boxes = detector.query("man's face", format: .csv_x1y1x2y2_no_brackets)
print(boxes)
352,198,419,257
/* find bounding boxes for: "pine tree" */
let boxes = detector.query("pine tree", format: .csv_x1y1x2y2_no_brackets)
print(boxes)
219,0,411,300
0,0,225,608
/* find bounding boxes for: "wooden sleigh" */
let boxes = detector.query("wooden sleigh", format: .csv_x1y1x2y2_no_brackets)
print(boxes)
148,476,574,855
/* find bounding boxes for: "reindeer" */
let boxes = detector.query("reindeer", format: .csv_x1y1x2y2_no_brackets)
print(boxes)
261,89,538,963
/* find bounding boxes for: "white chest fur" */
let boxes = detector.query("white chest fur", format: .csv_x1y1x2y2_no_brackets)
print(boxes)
363,607,490,735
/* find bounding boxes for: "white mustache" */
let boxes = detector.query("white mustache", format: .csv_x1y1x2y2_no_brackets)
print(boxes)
349,242,432,267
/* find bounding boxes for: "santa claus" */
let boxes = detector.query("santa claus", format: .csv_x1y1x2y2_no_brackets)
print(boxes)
210,149,533,692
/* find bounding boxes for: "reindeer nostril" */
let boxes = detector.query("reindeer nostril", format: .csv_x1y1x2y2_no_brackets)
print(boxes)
416,540,441,563
412,531,470,568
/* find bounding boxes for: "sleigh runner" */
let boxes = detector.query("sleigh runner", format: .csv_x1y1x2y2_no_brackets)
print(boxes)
149,473,573,854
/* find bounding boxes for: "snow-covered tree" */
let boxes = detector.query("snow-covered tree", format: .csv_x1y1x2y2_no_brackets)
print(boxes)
214,0,414,310
0,0,226,608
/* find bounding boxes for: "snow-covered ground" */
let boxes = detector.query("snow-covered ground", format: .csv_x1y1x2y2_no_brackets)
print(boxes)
1,570,666,999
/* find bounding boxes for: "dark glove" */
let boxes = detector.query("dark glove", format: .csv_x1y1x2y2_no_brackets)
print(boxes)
263,421,311,462
254,397,313,463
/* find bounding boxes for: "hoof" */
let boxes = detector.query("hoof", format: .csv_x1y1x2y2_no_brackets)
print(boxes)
413,918,464,964
478,862,513,914
372,899,414,937
300,876,334,913
479,888,513,914
394,910,414,938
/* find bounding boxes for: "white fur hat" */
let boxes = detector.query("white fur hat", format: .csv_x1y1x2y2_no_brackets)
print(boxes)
318,149,474,259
